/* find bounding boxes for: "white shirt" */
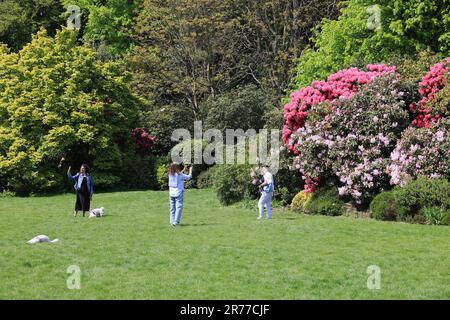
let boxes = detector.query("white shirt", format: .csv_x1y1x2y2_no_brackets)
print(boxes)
263,172,274,193
168,173,192,197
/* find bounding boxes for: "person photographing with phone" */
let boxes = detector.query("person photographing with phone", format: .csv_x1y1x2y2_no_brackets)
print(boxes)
258,165,274,220
168,163,192,227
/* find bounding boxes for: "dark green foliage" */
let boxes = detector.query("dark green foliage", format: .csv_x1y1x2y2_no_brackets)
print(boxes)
0,0,65,51
276,187,294,207
196,167,217,189
202,84,273,133
212,164,256,206
263,105,284,131
395,177,450,215
304,187,344,216
421,207,450,226
272,150,304,205
131,0,340,107
120,155,157,190
142,104,195,155
370,190,407,221
393,50,443,82
370,177,450,224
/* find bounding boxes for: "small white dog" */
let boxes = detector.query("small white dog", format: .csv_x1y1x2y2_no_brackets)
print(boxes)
89,207,105,218
27,235,59,244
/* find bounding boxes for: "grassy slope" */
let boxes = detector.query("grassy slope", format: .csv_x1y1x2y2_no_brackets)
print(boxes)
0,189,449,299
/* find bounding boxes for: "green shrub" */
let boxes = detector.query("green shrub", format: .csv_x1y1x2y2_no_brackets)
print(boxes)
306,197,344,216
120,155,157,190
197,167,217,189
440,210,450,226
290,190,312,212
304,188,344,216
212,164,256,206
0,190,16,198
155,156,169,190
271,149,303,205
395,177,450,216
371,177,450,224
421,206,450,226
276,187,292,207
370,191,408,221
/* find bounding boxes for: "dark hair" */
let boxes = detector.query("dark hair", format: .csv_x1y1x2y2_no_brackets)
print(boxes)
80,164,90,174
168,162,180,176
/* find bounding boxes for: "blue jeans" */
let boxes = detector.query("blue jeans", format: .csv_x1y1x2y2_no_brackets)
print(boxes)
169,192,184,224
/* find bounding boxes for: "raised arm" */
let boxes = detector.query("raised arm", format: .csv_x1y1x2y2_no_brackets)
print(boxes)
181,165,193,180
67,166,79,180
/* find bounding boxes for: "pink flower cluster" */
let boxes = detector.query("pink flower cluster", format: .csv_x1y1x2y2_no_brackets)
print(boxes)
283,64,396,153
387,125,450,186
131,128,155,154
411,58,450,127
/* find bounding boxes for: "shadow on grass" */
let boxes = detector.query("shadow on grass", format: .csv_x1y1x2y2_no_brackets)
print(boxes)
179,223,218,227
277,216,297,220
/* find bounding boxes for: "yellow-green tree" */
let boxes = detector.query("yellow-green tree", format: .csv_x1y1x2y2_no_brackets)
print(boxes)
0,29,143,194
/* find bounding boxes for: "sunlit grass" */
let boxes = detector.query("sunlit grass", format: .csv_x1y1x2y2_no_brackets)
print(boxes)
0,189,448,299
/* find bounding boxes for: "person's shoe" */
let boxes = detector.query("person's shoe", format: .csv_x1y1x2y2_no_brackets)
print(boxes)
73,212,77,217
257,216,263,220
171,223,176,227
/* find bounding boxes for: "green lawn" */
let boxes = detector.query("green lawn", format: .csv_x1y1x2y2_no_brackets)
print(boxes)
0,189,449,299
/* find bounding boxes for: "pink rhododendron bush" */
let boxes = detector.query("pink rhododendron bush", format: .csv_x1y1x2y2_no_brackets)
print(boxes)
388,120,450,186
282,64,397,153
410,58,450,127
292,74,412,204
284,59,450,205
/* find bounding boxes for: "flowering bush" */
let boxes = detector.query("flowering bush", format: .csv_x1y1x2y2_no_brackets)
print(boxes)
410,58,450,127
387,120,450,186
290,190,312,212
131,128,155,155
292,74,412,204
283,64,397,153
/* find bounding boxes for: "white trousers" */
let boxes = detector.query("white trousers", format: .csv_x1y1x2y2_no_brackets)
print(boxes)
258,191,273,219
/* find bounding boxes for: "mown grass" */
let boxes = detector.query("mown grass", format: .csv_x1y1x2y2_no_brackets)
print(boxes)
0,189,449,299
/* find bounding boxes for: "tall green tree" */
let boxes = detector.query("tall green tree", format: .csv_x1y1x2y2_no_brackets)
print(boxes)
290,0,450,88
129,0,340,128
0,0,65,51
0,29,143,194
61,0,143,58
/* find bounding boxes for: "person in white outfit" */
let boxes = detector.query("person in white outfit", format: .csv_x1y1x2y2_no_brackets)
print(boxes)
258,165,274,220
